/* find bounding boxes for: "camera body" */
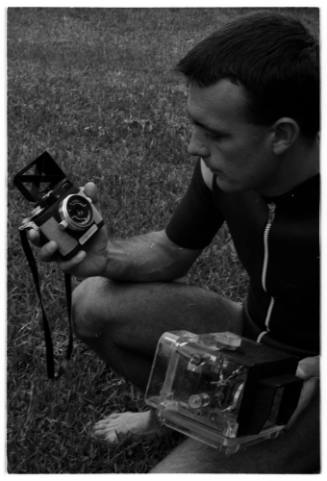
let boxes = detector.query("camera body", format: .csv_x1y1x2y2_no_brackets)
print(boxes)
145,331,302,454
14,152,104,258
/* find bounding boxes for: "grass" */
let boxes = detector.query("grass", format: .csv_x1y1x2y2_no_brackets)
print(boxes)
7,7,319,473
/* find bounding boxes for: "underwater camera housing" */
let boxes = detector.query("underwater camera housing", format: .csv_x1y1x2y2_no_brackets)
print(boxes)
14,151,104,259
145,331,302,454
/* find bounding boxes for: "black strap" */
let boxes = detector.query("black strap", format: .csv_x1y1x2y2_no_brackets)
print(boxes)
19,228,73,379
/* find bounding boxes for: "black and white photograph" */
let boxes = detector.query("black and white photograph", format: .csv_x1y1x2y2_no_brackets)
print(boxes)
6,3,320,474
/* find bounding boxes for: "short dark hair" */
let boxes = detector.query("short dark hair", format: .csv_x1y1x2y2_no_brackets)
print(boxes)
176,12,319,139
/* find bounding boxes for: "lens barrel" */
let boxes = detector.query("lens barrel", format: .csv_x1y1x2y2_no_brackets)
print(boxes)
59,194,93,231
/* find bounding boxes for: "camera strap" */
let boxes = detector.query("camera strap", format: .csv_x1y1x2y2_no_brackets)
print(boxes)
19,228,74,379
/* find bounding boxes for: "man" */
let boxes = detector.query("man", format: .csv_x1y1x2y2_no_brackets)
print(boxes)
30,12,320,473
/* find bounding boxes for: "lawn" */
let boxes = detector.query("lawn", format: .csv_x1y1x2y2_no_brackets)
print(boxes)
7,7,319,473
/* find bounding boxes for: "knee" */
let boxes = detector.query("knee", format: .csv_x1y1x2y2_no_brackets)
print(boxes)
72,276,112,339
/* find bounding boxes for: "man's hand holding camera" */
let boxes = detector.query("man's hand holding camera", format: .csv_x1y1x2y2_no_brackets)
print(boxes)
28,182,109,279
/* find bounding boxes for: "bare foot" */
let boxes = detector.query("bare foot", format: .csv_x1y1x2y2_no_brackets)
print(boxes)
92,409,162,445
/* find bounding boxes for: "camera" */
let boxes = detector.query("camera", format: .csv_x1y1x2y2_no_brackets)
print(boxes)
14,151,104,259
145,331,302,454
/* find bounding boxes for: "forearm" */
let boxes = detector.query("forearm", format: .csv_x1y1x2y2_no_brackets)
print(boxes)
103,230,200,282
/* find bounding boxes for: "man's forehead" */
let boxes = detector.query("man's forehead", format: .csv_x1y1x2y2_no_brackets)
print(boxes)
187,79,250,123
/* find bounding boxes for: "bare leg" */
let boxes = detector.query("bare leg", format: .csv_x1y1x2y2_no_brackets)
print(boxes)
72,278,319,472
72,277,243,445
72,277,243,389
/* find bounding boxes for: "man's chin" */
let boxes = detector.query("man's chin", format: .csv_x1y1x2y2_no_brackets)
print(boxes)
214,176,244,193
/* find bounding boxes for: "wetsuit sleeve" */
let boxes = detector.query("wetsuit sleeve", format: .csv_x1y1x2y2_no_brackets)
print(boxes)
165,159,224,249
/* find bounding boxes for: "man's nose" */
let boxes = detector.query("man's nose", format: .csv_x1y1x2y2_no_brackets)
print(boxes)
187,130,209,158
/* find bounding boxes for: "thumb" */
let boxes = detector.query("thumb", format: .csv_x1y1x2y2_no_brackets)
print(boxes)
296,356,320,380
83,182,98,203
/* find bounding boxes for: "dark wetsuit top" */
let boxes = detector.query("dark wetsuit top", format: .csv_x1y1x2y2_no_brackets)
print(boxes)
166,160,320,357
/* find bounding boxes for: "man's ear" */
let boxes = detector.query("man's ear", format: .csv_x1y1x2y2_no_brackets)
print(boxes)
271,118,300,155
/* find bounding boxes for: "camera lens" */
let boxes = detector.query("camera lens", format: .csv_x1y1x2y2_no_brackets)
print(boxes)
60,194,93,231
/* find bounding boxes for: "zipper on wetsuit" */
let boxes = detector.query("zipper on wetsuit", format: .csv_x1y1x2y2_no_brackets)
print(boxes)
257,202,276,343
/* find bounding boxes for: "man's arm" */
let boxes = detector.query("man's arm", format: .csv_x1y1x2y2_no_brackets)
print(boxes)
29,226,200,282
28,183,201,281
29,159,220,281
104,230,201,282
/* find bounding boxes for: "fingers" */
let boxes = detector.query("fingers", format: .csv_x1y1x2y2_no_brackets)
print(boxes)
27,228,87,271
27,229,60,261
39,240,58,261
39,242,86,272
27,228,42,247
58,250,86,272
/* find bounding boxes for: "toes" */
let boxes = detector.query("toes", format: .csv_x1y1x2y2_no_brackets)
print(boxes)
104,430,119,445
93,413,121,430
92,425,120,445
92,411,152,446
94,419,122,433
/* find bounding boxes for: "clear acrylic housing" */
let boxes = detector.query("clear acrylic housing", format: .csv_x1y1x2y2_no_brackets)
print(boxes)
145,331,301,454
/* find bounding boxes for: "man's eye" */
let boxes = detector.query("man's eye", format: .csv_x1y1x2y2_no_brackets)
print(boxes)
205,130,222,140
